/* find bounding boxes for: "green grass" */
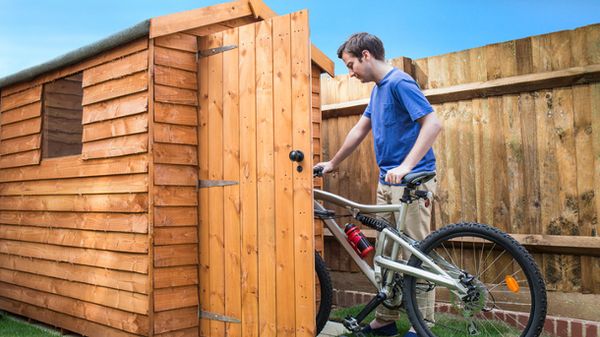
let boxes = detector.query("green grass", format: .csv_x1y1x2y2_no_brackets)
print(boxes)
0,313,61,337
330,305,551,337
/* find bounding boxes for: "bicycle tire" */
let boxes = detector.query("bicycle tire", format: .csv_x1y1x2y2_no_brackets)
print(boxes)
315,251,333,336
403,223,547,337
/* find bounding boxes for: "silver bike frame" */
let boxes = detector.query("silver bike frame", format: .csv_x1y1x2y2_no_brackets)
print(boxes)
314,189,467,295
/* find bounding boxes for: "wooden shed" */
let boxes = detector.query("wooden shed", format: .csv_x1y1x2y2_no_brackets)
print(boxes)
0,1,334,336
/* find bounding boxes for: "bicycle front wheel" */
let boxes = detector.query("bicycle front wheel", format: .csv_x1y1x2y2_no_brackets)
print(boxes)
403,223,547,337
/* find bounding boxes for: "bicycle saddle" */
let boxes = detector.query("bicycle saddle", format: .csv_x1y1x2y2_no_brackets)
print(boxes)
402,171,436,187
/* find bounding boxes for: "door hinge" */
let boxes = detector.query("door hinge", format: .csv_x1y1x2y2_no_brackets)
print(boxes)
197,180,239,188
197,45,238,58
199,310,241,323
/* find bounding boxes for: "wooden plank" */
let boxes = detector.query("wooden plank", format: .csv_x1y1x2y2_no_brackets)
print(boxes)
154,164,197,186
255,19,276,337
0,133,40,155
154,102,197,126
155,65,197,90
310,45,334,77
82,113,148,142
0,153,147,182
553,87,579,235
44,90,83,111
515,38,534,75
0,281,149,334
154,143,197,165
0,210,147,233
222,26,242,337
153,307,198,334
197,34,211,337
0,268,148,314
154,266,198,289
155,85,198,106
0,174,147,196
502,94,526,233
154,286,198,312
550,30,574,71
82,92,148,124
154,46,197,72
83,50,148,87
155,327,198,337
0,101,41,125
154,122,197,145
238,21,259,337
0,297,140,337
82,133,148,160
205,31,226,337
154,244,198,267
272,14,295,336
155,33,198,52
489,96,510,231
591,83,600,252
573,85,595,238
154,206,197,227
1,38,149,97
0,193,148,213
44,78,82,95
149,0,253,38
0,86,42,112
0,116,41,140
457,100,477,221
0,224,147,253
154,227,198,245
432,103,447,227
154,186,197,206
0,253,147,294
0,240,147,273
291,11,315,337
518,92,541,235
0,149,40,169
82,71,147,106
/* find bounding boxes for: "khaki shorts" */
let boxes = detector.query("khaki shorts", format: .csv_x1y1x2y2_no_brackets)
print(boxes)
375,178,437,322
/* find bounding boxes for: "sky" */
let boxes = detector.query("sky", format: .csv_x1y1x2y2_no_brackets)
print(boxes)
0,0,599,79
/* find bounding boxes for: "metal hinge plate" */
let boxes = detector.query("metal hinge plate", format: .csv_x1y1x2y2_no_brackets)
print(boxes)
198,45,238,58
199,310,241,323
197,180,239,188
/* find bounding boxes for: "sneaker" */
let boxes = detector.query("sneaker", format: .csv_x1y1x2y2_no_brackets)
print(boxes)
360,321,398,336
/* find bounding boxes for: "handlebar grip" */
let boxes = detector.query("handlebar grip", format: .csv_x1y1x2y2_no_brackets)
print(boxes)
313,166,324,177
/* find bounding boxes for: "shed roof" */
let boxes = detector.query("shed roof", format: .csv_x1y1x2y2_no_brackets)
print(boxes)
0,0,334,90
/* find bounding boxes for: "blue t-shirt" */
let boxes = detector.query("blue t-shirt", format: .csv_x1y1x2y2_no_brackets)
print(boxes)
363,68,436,185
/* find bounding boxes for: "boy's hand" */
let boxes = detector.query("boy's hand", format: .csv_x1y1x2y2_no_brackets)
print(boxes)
314,161,336,175
385,164,411,185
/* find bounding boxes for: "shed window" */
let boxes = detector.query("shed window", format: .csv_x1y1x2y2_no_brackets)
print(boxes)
42,73,83,158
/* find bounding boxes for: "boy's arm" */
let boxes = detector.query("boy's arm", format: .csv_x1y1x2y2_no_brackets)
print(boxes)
315,115,371,173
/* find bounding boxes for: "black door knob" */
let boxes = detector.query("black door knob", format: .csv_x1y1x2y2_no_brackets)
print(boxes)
289,150,304,163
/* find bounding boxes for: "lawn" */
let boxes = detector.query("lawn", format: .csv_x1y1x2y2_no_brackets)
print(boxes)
330,304,550,337
0,312,61,337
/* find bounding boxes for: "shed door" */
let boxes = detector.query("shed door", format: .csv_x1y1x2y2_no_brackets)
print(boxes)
197,11,315,337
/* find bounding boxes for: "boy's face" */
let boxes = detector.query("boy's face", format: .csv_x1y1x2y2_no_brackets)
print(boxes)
342,51,373,83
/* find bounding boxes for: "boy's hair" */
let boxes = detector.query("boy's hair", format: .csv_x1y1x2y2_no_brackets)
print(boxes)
337,32,385,61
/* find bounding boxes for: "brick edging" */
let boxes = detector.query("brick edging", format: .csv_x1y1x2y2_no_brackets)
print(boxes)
332,289,600,337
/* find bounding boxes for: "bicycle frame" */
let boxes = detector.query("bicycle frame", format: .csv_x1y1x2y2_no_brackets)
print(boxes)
314,189,468,296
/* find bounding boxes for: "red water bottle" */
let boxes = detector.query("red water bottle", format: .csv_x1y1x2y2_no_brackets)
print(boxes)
344,223,374,258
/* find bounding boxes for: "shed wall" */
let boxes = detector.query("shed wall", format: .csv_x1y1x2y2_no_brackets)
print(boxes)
0,38,152,336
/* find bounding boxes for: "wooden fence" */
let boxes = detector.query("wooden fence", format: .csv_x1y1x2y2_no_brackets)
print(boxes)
319,22,600,309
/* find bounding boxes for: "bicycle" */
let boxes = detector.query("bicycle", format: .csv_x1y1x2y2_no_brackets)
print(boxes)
313,167,547,337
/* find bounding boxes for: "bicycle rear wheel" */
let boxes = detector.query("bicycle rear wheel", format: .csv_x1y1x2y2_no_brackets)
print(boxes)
315,251,333,335
403,223,547,337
